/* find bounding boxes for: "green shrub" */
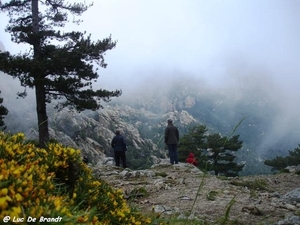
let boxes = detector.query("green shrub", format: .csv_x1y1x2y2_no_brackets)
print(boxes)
0,132,151,224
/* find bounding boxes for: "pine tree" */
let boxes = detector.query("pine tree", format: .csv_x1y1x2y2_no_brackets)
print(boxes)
264,156,289,171
0,1,121,147
288,145,300,166
264,144,300,171
207,133,244,176
178,124,244,176
0,91,9,130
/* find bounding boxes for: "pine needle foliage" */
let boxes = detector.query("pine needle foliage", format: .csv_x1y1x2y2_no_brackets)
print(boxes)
264,144,300,171
178,124,244,176
0,0,121,147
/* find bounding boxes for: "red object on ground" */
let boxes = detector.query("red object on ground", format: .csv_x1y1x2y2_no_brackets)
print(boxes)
186,152,198,166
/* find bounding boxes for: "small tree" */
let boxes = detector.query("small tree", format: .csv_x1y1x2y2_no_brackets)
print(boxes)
288,145,300,166
0,91,9,130
0,0,121,147
264,144,300,171
207,133,244,176
178,124,244,176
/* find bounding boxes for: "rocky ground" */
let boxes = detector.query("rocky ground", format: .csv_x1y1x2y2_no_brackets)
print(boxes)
93,160,300,225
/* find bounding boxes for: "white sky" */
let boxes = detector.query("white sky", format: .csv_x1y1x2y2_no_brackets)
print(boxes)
82,0,300,90
0,0,300,94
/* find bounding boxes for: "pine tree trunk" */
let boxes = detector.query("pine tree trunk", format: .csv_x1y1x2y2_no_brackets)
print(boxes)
32,0,49,148
35,84,49,148
213,156,219,176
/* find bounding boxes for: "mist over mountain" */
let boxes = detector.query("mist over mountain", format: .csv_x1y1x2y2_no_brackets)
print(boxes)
115,66,300,156
1,59,299,175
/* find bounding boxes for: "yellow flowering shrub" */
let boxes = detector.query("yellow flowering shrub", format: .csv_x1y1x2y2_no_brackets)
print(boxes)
0,132,151,224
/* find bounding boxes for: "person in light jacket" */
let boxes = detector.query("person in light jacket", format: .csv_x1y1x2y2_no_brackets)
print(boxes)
164,119,179,165
111,129,127,168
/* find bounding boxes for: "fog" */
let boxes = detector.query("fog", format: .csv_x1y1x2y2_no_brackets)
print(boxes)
1,0,300,155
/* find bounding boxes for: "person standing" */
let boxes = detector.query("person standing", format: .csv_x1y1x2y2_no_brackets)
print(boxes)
164,119,179,165
111,129,127,168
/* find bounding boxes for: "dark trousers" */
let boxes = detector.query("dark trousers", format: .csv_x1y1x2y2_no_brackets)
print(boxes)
114,151,127,168
168,144,178,164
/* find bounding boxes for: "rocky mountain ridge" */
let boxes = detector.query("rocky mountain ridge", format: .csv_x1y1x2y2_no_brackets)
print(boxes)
26,104,199,165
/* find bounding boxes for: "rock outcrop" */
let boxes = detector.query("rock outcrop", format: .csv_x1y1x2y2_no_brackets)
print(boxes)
93,160,300,225
27,105,199,165
21,102,281,176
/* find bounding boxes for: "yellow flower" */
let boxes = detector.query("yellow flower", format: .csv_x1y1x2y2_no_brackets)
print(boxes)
21,180,28,187
15,193,23,201
0,196,11,210
17,187,22,193
0,197,8,210
28,174,33,181
60,206,67,214
13,168,21,176
0,188,8,196
117,211,125,218
54,197,61,210
10,206,22,217
69,148,75,155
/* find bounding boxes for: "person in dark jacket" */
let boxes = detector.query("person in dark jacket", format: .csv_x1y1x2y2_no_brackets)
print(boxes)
111,129,127,168
164,119,179,165
186,152,198,166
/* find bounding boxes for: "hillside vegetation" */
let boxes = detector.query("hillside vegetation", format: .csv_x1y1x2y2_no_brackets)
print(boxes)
0,132,151,224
